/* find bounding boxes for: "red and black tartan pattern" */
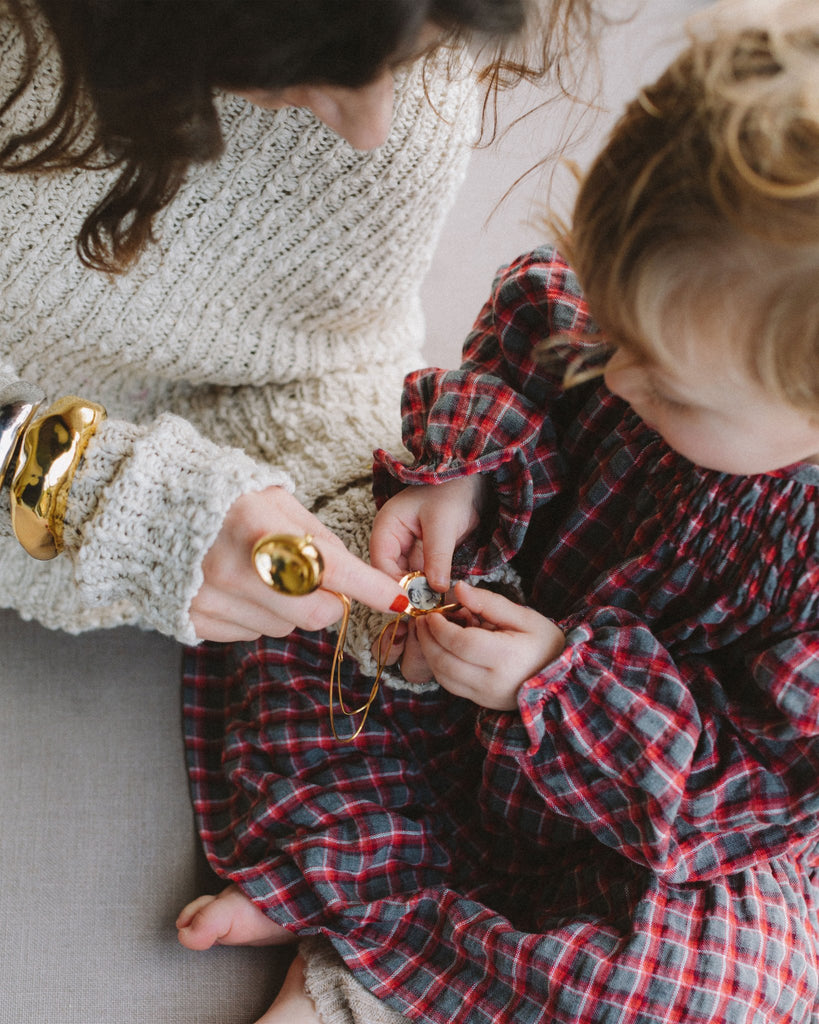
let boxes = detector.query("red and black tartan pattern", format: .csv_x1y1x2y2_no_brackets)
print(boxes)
184,247,819,1023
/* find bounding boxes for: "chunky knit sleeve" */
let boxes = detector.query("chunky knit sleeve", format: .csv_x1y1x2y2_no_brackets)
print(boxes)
0,356,292,642
0,12,479,640
61,415,293,643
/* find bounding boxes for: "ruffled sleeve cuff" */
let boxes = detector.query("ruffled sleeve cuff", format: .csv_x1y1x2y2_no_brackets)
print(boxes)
477,605,695,762
62,413,293,644
473,608,701,876
373,366,562,575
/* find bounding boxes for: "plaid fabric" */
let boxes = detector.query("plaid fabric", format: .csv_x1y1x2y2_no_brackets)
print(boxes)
184,247,819,1023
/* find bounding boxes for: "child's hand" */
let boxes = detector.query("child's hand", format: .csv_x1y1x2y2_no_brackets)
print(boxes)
413,581,566,710
370,476,485,593
369,476,485,682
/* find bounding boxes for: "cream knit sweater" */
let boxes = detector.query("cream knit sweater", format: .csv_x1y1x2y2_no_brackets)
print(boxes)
0,13,478,660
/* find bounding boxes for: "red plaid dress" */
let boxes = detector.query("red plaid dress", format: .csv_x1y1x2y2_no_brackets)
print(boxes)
183,247,819,1024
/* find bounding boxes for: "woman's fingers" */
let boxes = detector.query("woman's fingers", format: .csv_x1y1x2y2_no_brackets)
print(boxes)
189,611,262,643
193,582,350,639
239,490,411,615
197,485,413,638
321,544,411,615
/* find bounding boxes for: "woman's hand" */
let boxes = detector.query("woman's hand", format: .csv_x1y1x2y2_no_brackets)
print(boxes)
413,581,566,710
190,486,409,642
369,476,485,680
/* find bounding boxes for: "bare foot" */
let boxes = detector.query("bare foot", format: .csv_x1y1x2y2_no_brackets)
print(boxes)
176,884,296,950
254,954,322,1024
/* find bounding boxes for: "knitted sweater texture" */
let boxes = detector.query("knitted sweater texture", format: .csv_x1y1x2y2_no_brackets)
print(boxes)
0,13,478,645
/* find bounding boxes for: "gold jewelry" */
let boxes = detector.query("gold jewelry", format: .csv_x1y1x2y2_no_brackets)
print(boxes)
398,570,458,617
250,537,458,741
329,572,456,744
252,533,325,595
329,596,403,744
9,396,106,560
0,382,45,488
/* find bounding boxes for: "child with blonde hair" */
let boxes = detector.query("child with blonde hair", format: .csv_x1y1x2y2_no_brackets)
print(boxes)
179,2,819,1021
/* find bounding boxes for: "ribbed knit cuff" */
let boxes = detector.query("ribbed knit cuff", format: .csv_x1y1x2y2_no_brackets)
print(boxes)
64,413,293,644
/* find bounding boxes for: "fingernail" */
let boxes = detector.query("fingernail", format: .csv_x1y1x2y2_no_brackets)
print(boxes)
390,594,410,613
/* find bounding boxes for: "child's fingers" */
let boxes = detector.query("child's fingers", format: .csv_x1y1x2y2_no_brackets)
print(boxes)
416,617,521,709
418,613,549,711
418,518,460,593
416,612,493,671
453,580,542,632
369,517,416,577
371,620,408,666
446,605,482,630
414,617,479,688
396,624,435,685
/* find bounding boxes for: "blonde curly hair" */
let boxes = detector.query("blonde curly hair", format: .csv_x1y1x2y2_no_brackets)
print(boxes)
560,0,819,410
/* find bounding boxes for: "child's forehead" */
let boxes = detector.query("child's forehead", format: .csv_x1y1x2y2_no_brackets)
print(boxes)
613,313,757,386
626,270,764,363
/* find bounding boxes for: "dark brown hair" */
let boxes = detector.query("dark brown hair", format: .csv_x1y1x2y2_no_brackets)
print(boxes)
0,0,597,272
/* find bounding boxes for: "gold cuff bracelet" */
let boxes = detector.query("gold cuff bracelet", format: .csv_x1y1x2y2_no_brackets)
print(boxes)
9,395,107,560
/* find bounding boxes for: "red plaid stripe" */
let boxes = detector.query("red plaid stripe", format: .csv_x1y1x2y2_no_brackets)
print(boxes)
185,246,819,1022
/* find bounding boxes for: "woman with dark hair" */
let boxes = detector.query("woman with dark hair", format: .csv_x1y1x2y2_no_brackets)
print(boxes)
0,1,597,1020
0,0,590,650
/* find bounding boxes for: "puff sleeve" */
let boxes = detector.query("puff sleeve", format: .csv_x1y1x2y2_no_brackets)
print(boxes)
478,596,819,883
374,246,600,577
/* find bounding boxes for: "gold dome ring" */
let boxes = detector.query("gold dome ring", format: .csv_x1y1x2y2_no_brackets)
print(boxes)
252,534,325,596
